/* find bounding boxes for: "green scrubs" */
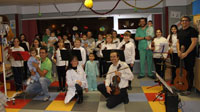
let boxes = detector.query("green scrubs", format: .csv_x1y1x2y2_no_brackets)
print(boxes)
135,27,153,76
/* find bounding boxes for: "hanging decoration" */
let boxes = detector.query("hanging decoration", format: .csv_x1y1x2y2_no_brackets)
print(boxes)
89,0,121,15
84,0,93,8
122,0,163,10
84,26,88,29
38,3,42,17
133,0,137,12
72,26,78,31
99,26,105,31
53,2,84,16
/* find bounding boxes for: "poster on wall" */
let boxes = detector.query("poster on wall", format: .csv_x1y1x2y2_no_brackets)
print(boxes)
193,15,200,33
170,11,181,19
193,14,200,57
10,20,15,29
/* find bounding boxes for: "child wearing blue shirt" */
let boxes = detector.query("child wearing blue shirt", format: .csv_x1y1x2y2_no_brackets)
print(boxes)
85,53,99,91
27,48,40,85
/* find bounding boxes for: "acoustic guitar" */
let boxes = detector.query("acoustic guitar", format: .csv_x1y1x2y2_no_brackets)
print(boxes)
174,45,188,91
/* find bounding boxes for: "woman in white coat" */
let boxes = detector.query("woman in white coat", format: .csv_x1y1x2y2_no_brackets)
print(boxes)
64,56,88,104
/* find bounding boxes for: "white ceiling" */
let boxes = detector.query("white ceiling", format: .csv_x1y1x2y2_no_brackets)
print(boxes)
0,0,115,6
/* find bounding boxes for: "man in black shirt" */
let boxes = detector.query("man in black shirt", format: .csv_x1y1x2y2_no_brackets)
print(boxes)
177,16,198,95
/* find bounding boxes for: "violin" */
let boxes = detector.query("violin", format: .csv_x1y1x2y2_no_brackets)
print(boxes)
111,64,121,95
168,38,173,54
5,45,12,60
121,41,129,50
97,40,104,48
174,45,188,91
53,52,56,60
151,39,155,51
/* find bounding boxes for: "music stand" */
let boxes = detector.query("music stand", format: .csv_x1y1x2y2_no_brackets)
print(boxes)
102,49,125,61
60,50,82,61
64,43,71,50
147,43,169,89
154,72,179,112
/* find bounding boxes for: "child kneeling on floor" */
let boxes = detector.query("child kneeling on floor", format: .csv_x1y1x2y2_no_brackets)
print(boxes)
64,56,88,104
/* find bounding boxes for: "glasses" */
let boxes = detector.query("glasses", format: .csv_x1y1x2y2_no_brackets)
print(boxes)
40,52,46,54
181,20,189,22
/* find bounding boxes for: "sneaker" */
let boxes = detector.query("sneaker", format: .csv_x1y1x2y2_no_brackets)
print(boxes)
148,75,155,79
123,97,129,104
62,88,66,92
77,96,83,104
154,79,159,83
127,86,132,90
43,96,50,102
53,73,57,77
26,78,31,85
30,79,35,84
38,92,45,96
137,76,145,79
180,91,191,96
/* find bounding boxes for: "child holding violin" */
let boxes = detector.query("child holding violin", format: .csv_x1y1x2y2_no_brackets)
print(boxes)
98,51,133,109
117,31,135,90
167,25,179,84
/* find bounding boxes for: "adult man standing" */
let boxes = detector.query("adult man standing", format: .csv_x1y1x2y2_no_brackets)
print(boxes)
177,16,198,95
25,47,52,101
98,51,133,109
86,31,95,54
41,28,51,47
135,18,154,79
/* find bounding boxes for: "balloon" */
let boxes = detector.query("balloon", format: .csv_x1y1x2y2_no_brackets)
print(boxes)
84,0,93,9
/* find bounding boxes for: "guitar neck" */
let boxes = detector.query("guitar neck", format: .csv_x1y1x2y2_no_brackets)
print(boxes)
179,58,183,77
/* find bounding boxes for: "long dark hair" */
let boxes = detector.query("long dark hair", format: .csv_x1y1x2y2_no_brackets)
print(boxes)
32,38,41,48
19,33,27,41
67,55,78,71
169,25,178,43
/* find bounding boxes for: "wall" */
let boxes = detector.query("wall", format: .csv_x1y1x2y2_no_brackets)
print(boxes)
168,5,190,33
0,0,192,37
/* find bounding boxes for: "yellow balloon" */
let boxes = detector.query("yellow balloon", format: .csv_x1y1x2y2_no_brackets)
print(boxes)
84,0,93,8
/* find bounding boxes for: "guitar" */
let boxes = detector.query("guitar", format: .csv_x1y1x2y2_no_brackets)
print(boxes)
174,45,188,91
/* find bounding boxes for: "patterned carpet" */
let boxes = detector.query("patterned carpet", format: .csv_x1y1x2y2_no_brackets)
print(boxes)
2,75,200,112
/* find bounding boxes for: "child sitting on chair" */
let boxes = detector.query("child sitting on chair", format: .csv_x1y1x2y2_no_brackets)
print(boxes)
27,47,40,85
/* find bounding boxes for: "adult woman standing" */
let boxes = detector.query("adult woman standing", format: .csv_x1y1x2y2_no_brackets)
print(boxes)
32,38,41,57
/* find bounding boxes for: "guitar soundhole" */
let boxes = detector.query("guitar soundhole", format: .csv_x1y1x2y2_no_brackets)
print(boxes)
177,82,184,85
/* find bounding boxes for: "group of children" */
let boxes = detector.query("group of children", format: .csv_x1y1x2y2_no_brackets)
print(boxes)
7,19,180,105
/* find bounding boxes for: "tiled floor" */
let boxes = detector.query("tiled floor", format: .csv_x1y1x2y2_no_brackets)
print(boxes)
2,75,200,112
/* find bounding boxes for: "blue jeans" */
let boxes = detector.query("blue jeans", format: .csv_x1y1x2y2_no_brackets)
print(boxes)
25,77,51,97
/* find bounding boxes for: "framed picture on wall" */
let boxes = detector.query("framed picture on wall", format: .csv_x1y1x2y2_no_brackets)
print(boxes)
113,14,152,34
118,18,141,29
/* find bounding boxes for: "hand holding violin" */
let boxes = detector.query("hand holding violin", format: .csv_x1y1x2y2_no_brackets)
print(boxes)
115,71,121,77
106,86,112,94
